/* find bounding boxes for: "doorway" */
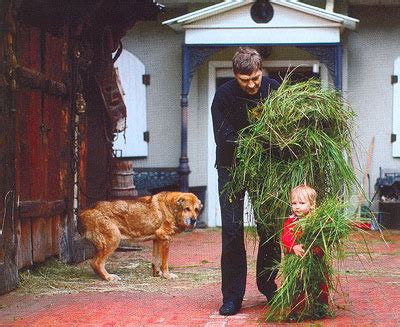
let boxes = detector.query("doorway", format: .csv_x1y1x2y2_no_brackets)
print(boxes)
207,60,328,227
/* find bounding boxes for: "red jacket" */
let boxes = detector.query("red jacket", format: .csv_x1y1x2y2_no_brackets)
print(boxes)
282,215,324,257
282,215,328,307
282,215,301,254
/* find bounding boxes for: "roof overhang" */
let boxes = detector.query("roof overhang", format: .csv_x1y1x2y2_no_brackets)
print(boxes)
163,0,359,45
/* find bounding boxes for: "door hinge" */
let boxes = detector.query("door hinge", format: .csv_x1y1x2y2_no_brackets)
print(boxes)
142,74,150,86
391,133,397,143
143,131,150,143
391,75,398,84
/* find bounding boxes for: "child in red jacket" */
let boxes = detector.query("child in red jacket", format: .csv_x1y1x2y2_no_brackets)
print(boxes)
281,184,328,317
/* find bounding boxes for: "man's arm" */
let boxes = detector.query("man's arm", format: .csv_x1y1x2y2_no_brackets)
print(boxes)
211,91,237,157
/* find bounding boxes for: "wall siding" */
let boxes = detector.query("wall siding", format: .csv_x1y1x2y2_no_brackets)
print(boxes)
347,6,400,204
122,21,183,169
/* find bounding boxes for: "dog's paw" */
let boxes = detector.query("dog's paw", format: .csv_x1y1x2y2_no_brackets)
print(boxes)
162,272,178,279
152,270,162,277
106,274,122,282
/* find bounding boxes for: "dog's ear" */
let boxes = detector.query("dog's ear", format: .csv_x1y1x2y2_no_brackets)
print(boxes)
176,195,186,207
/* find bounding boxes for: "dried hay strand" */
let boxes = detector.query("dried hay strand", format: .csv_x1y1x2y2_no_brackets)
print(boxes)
17,254,220,296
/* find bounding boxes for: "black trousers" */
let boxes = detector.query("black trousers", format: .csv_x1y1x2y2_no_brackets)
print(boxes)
218,168,281,305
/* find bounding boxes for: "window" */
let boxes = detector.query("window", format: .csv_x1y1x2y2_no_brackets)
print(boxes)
113,50,148,157
393,57,400,157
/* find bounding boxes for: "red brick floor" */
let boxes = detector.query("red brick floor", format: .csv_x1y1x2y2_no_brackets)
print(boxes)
0,228,399,326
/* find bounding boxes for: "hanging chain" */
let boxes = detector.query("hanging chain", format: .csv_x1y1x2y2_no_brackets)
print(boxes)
71,48,83,220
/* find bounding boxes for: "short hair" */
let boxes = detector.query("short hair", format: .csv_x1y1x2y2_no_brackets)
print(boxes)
232,47,262,75
290,184,317,210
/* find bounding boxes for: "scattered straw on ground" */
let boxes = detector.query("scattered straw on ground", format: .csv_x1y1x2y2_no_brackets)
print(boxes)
15,230,400,296
17,254,222,296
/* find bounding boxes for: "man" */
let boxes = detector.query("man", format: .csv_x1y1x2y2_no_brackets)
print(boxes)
211,47,281,316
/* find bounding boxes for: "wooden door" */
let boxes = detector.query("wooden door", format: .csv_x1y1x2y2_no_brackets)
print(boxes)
14,23,71,268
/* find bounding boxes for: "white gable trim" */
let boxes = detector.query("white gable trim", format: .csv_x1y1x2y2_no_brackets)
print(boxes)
163,0,359,33
277,1,358,30
163,2,247,30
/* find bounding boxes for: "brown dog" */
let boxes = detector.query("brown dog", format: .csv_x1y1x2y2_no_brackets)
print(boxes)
78,192,202,281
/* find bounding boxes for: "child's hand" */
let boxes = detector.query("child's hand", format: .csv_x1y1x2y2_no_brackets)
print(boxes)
293,244,305,258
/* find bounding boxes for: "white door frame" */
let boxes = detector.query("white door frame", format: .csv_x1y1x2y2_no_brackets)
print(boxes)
207,60,328,227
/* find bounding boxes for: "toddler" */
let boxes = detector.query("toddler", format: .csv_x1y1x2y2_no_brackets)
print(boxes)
281,184,328,317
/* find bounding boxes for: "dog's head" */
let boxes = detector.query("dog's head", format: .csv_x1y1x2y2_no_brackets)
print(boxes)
175,192,203,230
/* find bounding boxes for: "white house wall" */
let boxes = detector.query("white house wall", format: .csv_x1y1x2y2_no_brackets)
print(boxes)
122,21,184,168
347,6,400,206
121,5,398,226
122,20,210,200
189,66,209,188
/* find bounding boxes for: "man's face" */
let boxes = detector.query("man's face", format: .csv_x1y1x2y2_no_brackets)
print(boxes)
234,69,262,95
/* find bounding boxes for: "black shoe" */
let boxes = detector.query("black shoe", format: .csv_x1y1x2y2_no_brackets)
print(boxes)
219,301,241,316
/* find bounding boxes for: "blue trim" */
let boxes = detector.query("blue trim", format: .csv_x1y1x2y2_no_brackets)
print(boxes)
182,45,225,95
334,44,343,90
184,43,343,90
182,45,191,95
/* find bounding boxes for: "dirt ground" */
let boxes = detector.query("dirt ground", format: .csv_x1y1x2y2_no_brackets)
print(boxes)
0,228,399,326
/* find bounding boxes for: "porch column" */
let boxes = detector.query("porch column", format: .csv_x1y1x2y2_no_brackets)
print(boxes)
178,45,191,192
178,45,224,192
334,44,343,90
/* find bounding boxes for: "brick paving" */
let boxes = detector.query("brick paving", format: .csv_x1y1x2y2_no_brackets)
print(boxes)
0,228,399,326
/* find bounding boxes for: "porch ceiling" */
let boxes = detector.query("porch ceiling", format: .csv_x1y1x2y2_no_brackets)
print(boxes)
349,0,399,5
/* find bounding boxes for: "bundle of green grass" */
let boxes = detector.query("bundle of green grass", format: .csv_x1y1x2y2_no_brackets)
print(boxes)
228,76,358,321
267,199,353,321
229,77,356,232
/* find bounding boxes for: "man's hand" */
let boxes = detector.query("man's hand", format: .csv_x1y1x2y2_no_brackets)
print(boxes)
292,244,305,258
311,246,324,258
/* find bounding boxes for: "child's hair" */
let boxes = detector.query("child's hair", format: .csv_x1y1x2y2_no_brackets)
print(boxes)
290,184,317,211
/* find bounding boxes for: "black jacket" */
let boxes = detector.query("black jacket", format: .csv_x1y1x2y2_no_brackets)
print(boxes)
211,76,279,168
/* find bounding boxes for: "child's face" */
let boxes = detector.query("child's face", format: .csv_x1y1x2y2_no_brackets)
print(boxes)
291,195,312,217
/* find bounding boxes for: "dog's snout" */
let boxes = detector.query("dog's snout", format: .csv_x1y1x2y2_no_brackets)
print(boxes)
190,218,196,226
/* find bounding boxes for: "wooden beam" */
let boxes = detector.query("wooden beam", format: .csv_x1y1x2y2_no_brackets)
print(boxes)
15,65,67,97
18,200,66,219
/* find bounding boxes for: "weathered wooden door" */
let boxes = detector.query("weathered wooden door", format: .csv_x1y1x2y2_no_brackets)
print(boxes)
0,43,18,294
0,0,153,294
14,23,72,269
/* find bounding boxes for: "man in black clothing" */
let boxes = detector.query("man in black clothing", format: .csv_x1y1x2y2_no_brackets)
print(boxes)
211,47,281,316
